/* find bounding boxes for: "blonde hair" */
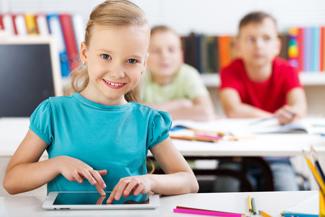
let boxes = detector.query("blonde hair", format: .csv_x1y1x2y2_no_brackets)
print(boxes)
71,0,148,101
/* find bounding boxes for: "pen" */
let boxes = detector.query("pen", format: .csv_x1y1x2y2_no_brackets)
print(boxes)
281,212,318,217
251,197,257,215
283,108,297,117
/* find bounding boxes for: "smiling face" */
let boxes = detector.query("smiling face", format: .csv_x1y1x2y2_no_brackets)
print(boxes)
147,30,183,81
80,24,150,105
237,17,280,69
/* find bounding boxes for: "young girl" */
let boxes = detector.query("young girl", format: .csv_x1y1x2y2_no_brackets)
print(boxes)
140,25,215,121
3,0,198,202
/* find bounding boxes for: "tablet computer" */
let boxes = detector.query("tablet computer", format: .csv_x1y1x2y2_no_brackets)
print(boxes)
42,191,160,210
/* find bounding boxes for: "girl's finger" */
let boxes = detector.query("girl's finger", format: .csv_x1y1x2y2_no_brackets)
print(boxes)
72,171,84,183
98,169,108,175
90,170,106,188
95,184,106,196
106,187,118,204
96,196,105,205
133,183,145,195
123,179,139,196
80,170,97,185
114,179,130,201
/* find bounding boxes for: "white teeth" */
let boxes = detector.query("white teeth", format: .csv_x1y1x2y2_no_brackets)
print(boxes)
104,79,124,87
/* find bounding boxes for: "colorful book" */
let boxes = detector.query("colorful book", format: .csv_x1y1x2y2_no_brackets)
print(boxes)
72,14,84,51
218,35,233,70
36,14,49,36
311,27,320,72
287,28,299,69
59,14,79,71
25,14,38,35
15,14,27,35
0,15,4,31
297,28,305,72
2,14,15,35
320,27,325,72
47,14,70,77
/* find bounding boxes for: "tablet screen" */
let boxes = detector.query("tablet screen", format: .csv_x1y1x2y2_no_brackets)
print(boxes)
53,192,149,205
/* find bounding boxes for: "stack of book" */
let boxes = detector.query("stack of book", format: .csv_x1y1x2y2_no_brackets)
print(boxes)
0,13,84,77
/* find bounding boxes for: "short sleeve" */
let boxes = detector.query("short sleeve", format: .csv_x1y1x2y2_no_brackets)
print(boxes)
147,111,172,149
220,66,241,91
182,65,209,99
283,66,302,93
29,99,53,145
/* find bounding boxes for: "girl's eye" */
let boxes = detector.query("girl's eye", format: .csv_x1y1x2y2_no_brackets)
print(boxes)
100,54,111,61
128,58,138,64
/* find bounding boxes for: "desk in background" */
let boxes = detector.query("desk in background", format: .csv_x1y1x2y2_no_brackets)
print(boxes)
1,118,324,195
1,118,325,157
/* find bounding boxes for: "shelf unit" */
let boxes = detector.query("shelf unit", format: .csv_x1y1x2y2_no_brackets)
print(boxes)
201,73,325,88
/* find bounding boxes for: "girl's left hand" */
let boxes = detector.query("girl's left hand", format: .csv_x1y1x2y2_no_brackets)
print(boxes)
106,175,153,204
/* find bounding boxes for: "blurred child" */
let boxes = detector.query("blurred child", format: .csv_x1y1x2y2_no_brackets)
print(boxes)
140,25,215,121
217,11,307,191
3,0,198,202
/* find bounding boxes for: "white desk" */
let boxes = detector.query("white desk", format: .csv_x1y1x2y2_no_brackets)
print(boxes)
0,191,319,217
1,118,325,157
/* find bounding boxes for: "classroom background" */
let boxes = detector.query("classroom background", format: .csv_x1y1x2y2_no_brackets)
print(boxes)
1,0,325,117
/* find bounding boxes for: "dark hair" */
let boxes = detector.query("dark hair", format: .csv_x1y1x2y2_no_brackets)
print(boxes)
239,11,277,31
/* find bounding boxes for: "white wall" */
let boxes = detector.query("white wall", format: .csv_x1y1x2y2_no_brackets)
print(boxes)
1,0,325,35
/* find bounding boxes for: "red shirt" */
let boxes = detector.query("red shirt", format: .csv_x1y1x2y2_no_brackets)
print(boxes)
220,58,302,113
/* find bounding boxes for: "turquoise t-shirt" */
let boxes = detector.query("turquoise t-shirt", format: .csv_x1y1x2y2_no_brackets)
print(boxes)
29,93,171,193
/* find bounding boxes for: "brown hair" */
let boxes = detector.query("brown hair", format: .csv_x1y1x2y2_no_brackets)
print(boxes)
150,25,178,36
71,0,148,102
239,11,277,31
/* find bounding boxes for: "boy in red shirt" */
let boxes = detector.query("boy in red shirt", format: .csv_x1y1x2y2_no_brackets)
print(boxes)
217,11,307,191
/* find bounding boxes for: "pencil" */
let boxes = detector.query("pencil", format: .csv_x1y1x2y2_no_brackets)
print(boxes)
303,154,325,194
281,212,318,217
259,210,272,217
310,146,325,181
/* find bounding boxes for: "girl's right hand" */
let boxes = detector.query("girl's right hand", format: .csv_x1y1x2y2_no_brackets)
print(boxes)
55,156,107,195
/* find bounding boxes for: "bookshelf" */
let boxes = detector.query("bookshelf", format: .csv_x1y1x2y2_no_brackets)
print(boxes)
201,73,325,88
1,0,325,115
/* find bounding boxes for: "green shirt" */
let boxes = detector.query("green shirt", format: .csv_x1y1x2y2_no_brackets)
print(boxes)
30,93,171,192
141,64,209,104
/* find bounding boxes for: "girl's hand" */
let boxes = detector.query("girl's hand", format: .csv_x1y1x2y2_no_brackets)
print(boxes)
56,156,107,195
106,175,153,204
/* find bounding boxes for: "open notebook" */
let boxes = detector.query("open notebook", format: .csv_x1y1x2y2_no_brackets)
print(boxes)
247,117,325,134
169,118,325,142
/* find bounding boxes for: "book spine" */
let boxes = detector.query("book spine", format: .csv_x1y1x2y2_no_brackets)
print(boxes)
59,14,79,72
3,14,15,35
0,14,4,31
47,14,70,77
36,14,49,36
15,14,27,35
25,14,38,35
311,27,320,72
72,14,84,52
297,27,305,72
